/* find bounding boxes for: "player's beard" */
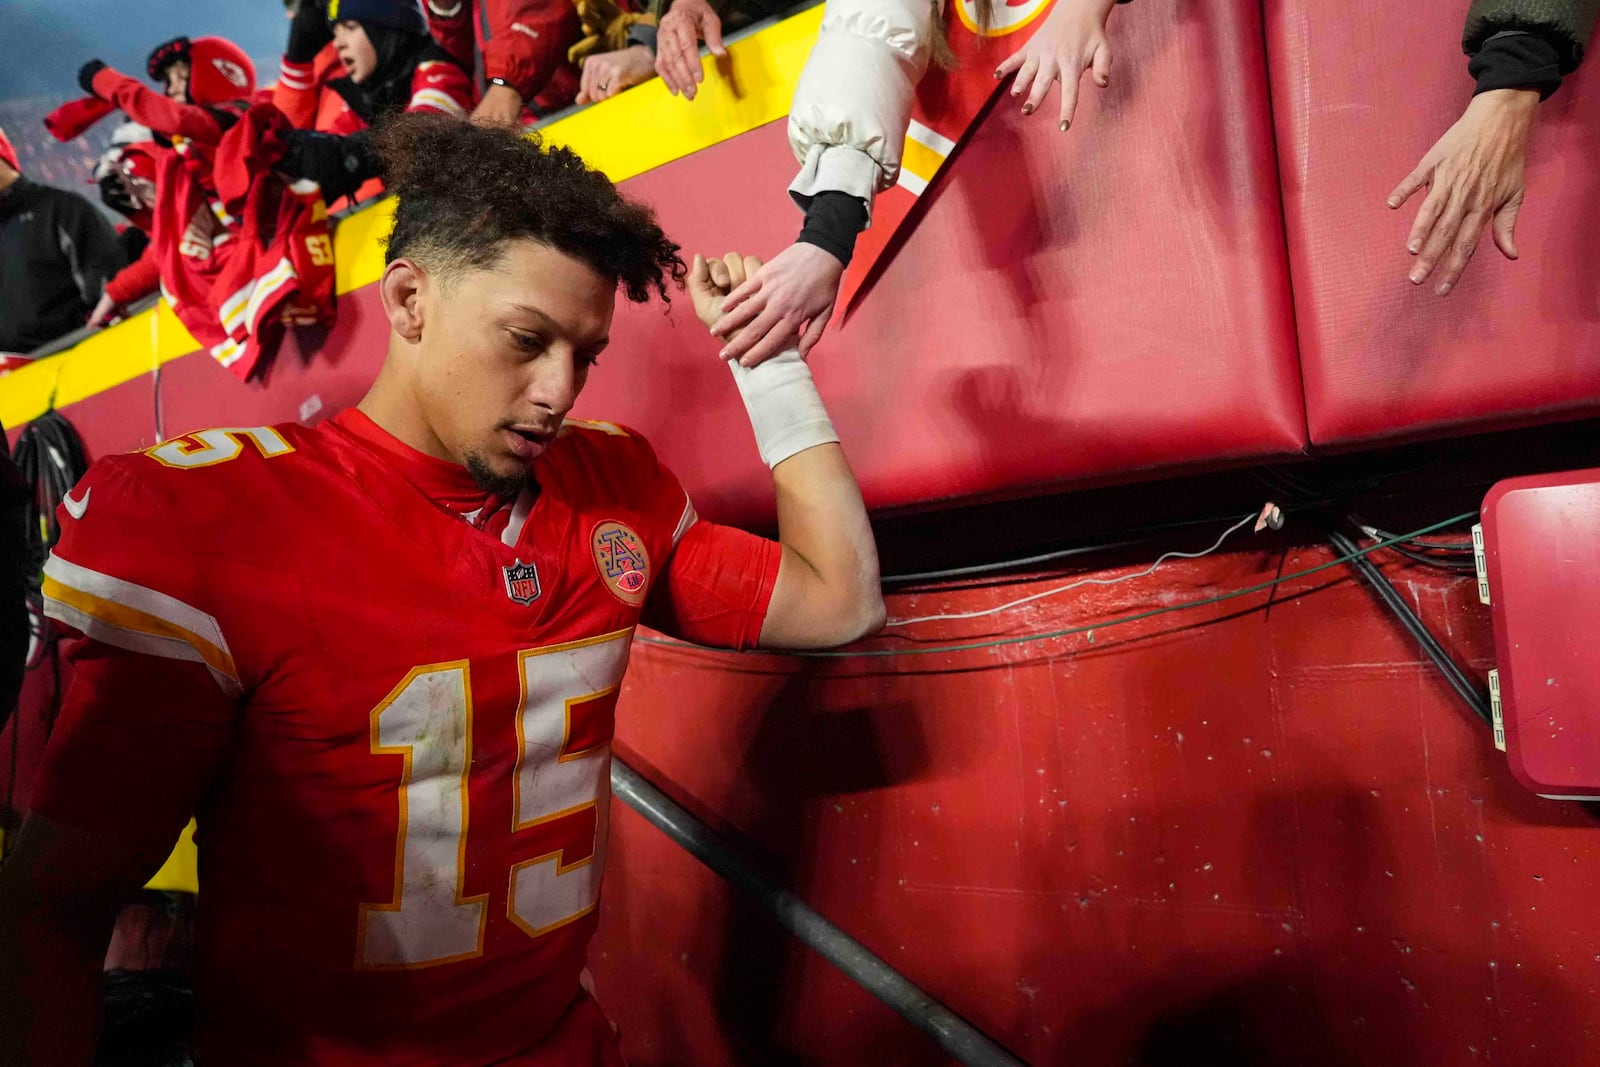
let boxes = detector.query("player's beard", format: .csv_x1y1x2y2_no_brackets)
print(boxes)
465,452,530,500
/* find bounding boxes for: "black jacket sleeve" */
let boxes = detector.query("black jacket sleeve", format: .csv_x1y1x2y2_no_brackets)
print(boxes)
1464,0,1600,96
796,190,868,268
279,128,381,204
52,189,125,305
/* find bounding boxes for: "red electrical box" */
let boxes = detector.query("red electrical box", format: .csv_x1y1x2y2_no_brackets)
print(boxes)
1480,469,1600,800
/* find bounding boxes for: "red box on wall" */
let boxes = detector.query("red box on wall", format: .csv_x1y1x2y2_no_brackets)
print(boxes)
1481,470,1600,800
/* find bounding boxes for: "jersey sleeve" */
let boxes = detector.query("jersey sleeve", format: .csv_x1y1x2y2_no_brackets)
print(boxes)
407,59,474,117
30,644,235,849
32,454,239,846
645,519,782,650
427,0,480,75
477,0,582,102
89,66,223,144
42,456,242,696
608,428,782,651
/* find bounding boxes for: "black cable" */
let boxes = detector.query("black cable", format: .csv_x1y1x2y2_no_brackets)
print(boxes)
1326,528,1492,727
10,411,88,685
1358,521,1474,554
1382,541,1479,572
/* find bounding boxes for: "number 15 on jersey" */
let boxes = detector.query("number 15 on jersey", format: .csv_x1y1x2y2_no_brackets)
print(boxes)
357,629,632,970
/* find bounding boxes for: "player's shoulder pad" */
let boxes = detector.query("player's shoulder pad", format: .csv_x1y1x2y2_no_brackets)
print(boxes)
92,423,315,512
548,418,667,491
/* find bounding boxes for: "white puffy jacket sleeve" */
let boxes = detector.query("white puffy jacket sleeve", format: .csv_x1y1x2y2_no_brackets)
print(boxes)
786,0,937,222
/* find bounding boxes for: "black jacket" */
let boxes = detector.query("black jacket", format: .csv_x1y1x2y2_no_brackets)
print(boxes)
1466,0,1600,97
0,177,126,354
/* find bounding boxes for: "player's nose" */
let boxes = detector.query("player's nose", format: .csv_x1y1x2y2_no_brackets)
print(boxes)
524,355,580,417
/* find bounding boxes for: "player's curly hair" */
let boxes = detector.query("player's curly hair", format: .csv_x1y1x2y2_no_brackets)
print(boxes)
374,113,686,304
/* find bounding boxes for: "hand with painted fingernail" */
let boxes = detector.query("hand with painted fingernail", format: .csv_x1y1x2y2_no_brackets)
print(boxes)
1388,88,1538,297
993,0,1119,131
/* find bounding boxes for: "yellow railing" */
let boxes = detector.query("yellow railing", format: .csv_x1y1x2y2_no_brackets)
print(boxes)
0,4,822,433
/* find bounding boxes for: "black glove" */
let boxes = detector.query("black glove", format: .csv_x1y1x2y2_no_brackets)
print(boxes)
280,128,378,204
286,0,334,65
78,59,108,97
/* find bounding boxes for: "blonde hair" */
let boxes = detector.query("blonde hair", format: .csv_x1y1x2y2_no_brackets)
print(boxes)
930,0,992,71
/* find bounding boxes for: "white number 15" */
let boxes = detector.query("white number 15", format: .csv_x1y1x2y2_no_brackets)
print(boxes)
356,629,632,970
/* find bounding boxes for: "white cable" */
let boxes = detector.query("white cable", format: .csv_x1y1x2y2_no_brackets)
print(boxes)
885,512,1261,628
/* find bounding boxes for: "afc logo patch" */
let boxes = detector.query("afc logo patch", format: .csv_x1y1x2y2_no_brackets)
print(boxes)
502,560,542,606
591,520,650,606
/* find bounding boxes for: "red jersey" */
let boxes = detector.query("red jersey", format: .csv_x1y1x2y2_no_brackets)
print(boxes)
35,410,781,1065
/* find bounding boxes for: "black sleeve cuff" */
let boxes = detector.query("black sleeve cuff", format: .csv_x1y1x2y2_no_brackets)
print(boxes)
1470,30,1564,99
796,191,867,268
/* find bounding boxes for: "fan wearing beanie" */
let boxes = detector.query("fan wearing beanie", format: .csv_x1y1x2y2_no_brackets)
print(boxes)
277,0,475,203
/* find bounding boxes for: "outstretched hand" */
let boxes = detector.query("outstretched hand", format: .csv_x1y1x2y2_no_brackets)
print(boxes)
994,0,1118,130
87,293,120,330
1388,88,1539,296
709,242,843,367
656,0,725,100
689,251,763,332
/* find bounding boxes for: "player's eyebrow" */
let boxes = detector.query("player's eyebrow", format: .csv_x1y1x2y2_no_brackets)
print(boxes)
505,304,607,349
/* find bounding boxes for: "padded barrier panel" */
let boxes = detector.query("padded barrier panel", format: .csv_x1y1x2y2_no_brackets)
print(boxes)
592,552,1600,1066
1266,3,1600,448
11,0,1303,524
584,0,1306,523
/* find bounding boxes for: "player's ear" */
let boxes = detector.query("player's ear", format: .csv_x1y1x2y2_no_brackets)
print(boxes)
380,258,427,344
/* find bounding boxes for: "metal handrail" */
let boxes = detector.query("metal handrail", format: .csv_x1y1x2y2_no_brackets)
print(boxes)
610,757,1030,1067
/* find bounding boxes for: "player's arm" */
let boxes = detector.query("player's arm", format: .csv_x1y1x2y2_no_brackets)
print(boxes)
685,252,884,650
0,650,234,1066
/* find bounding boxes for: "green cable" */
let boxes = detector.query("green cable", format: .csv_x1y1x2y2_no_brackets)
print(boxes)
633,510,1480,661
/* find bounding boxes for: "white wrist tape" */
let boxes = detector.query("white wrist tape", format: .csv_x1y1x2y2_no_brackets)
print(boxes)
727,348,840,469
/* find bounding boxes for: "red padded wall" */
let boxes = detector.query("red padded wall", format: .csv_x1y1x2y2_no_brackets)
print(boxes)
22,0,1305,523
1266,2,1600,447
588,0,1306,520
591,550,1600,1066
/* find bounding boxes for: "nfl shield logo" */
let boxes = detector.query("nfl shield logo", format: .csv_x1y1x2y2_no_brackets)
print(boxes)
502,560,542,606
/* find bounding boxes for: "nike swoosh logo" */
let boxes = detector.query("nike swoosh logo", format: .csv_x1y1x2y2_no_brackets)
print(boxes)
63,486,90,520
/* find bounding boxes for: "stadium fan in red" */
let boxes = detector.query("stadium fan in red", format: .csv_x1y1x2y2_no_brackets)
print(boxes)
47,36,334,379
145,35,258,105
275,0,475,204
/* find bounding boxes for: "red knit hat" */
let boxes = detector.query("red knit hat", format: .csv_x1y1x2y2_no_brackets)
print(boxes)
0,126,18,173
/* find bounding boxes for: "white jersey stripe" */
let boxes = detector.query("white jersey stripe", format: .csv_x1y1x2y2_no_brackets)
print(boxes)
43,554,236,679
410,89,467,117
41,599,242,697
671,495,698,548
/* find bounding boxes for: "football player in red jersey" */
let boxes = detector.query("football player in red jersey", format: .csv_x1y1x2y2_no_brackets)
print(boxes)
0,114,883,1066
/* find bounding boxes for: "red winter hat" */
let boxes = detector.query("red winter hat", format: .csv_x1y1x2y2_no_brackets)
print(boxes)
0,126,18,172
146,36,257,106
